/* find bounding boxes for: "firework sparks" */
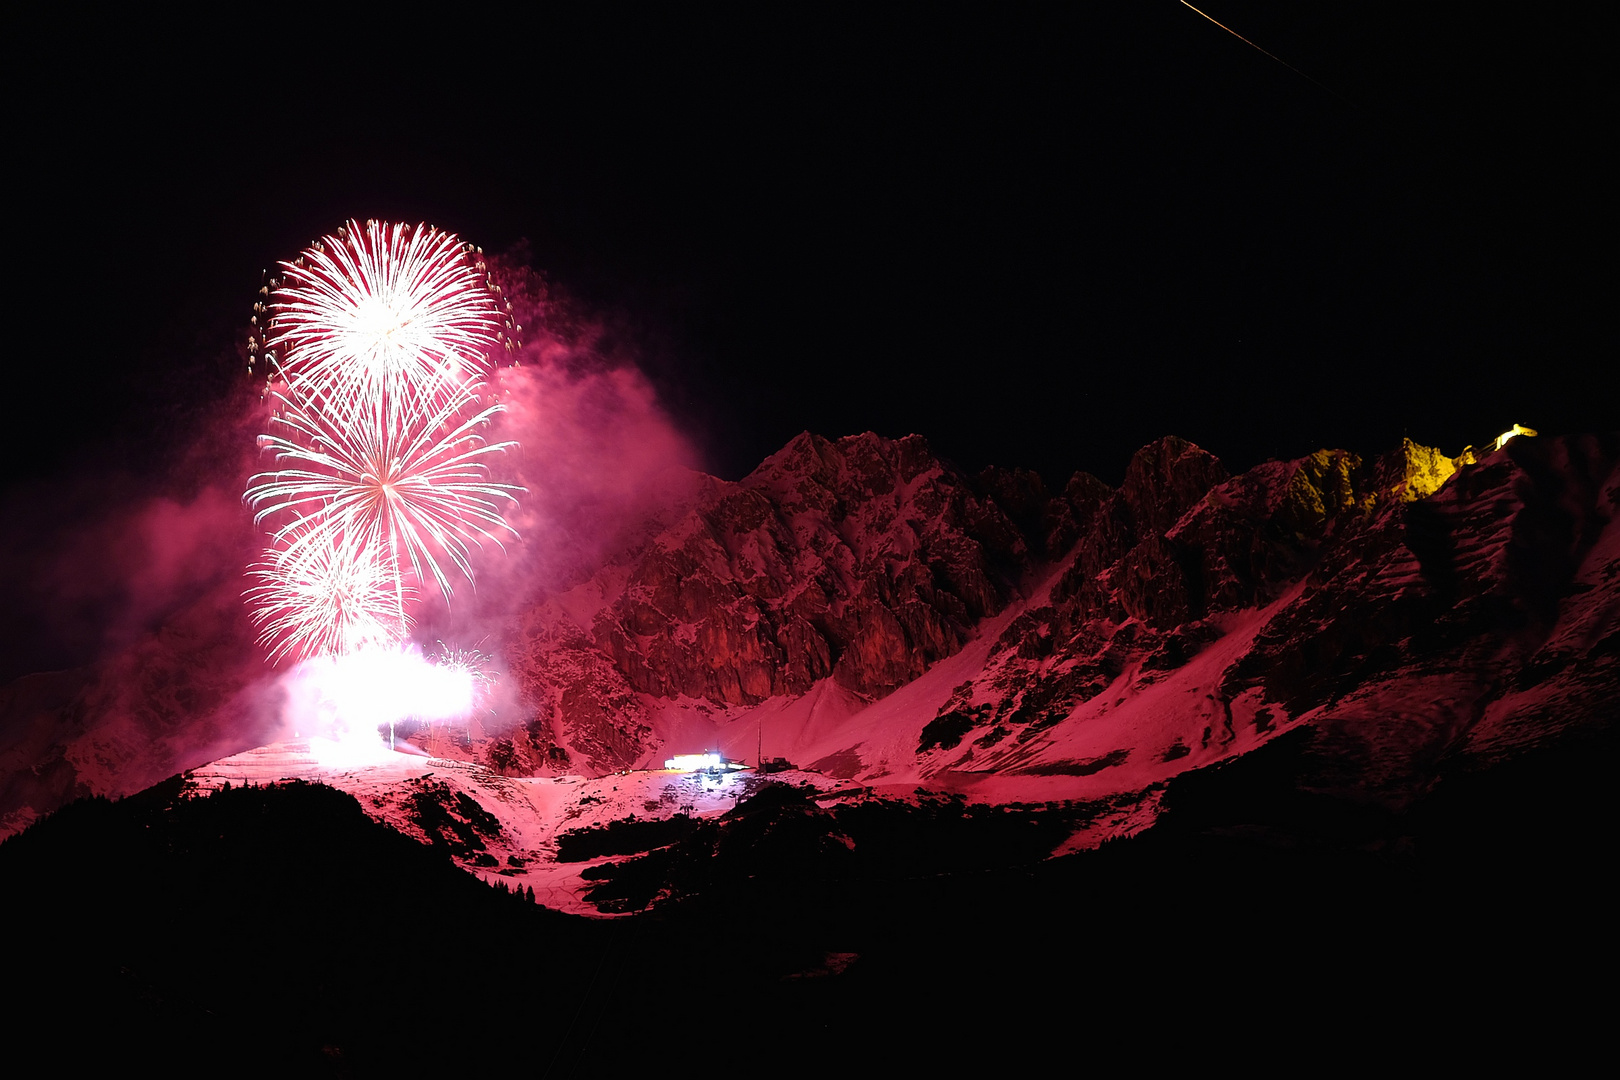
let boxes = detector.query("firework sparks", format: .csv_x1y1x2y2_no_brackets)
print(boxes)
432,641,498,686
245,528,409,664
290,644,481,766
244,220,523,665
246,379,520,605
251,219,517,425
431,641,500,714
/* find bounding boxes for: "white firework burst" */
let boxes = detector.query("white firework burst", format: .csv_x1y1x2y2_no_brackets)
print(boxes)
245,528,410,664
246,378,520,607
243,219,524,666
257,219,514,425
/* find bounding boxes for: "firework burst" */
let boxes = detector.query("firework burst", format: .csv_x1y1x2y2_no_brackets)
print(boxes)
244,221,523,665
245,528,410,664
246,378,519,604
250,219,519,424
432,641,499,690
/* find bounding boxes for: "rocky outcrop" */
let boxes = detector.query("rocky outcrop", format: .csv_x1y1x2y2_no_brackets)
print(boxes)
1120,436,1228,538
510,431,1045,770
592,432,1029,702
1376,437,1474,503
1170,447,1372,614
505,610,651,774
919,430,1619,815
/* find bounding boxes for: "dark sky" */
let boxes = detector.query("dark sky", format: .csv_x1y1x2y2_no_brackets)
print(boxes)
6,5,1614,490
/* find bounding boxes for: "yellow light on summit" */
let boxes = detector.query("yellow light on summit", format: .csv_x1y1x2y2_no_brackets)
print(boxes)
1493,424,1538,452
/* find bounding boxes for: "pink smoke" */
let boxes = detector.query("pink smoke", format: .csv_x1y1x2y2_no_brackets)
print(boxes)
410,261,705,640
0,247,705,829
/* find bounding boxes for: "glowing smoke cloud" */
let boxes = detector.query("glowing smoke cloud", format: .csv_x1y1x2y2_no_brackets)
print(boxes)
243,220,523,752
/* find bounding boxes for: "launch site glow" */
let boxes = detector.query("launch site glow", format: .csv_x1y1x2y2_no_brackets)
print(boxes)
664,753,748,773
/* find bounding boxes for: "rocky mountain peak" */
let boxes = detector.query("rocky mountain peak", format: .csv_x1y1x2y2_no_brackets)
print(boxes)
1120,435,1229,538
504,430,1039,771
1376,437,1473,503
746,431,938,508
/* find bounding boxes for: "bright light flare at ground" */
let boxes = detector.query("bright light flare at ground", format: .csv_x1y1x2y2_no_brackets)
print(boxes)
665,752,723,771
283,645,479,767
664,752,747,772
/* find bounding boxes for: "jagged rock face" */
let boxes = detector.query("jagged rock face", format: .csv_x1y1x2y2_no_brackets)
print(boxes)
1171,447,1373,615
960,439,1362,745
920,430,1618,814
504,610,651,774
589,432,1029,705
1120,435,1228,538
970,436,1225,748
1046,439,1376,629
1052,471,1113,558
1377,437,1468,502
1051,436,1228,619
510,432,1038,769
1117,533,1190,627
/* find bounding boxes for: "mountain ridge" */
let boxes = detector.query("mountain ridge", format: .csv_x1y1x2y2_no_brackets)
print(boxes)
3,428,1614,881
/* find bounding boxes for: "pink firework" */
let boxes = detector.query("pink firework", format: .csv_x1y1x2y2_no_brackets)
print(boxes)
244,220,523,664
245,528,411,664
249,219,518,424
246,378,519,606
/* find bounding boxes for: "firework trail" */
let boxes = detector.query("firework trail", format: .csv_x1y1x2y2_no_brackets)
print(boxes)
244,220,522,665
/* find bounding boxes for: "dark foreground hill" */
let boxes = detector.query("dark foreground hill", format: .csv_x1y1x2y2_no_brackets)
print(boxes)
6,711,1613,1076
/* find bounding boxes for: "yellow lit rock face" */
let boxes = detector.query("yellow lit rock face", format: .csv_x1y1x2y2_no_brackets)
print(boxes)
1269,448,1375,537
1301,448,1372,516
1389,439,1457,502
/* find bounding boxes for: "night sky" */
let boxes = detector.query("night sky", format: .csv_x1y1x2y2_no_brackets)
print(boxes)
7,7,1613,486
